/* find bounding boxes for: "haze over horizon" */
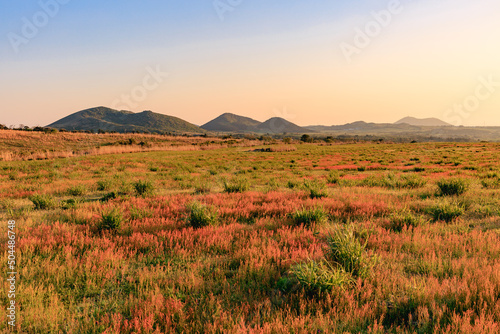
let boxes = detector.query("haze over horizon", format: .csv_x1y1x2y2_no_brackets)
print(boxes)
1,0,499,128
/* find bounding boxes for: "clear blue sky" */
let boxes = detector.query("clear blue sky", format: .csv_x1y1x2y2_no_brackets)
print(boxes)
1,0,499,127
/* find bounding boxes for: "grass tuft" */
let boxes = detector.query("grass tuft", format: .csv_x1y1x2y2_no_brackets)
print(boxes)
187,201,219,228
291,207,327,227
289,260,352,293
133,180,155,197
436,178,469,196
97,208,123,232
326,226,373,278
29,194,57,210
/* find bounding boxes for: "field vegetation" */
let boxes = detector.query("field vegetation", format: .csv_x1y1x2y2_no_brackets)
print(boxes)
1,133,500,333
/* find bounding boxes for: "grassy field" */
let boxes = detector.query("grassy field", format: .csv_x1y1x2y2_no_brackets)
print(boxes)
1,133,500,333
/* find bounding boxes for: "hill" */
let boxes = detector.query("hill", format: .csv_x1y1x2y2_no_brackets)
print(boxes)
201,113,261,132
47,107,205,134
254,117,313,134
395,117,451,127
202,114,313,134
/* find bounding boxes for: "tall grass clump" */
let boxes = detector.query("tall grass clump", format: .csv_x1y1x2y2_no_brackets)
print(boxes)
304,180,328,199
389,209,427,232
66,185,87,196
396,174,427,189
187,201,219,228
97,208,123,232
326,226,372,278
291,207,327,227
29,194,56,210
193,181,212,194
133,180,155,197
428,201,465,222
436,178,469,196
288,260,352,293
223,177,249,193
96,179,113,191
327,170,342,185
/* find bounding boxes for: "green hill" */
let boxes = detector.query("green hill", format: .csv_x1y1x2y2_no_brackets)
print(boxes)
47,107,206,134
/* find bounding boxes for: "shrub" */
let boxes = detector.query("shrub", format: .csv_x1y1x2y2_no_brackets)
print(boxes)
289,260,352,293
133,180,155,196
66,185,87,196
29,194,56,210
437,178,469,196
291,207,327,227
187,202,219,228
97,208,123,232
326,226,372,278
223,178,249,193
429,202,465,222
304,180,328,199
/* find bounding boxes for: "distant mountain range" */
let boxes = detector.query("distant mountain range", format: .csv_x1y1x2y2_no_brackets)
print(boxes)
48,107,205,134
46,107,500,141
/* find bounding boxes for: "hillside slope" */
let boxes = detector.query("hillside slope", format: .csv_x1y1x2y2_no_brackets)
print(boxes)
201,113,261,132
395,117,451,127
48,107,205,134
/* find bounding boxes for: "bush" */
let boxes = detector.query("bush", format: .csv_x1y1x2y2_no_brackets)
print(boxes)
133,180,155,196
29,194,56,210
437,178,469,196
66,185,87,196
326,226,372,278
289,260,352,293
223,178,249,193
304,180,328,199
187,202,219,228
429,202,465,222
97,208,123,232
291,207,327,227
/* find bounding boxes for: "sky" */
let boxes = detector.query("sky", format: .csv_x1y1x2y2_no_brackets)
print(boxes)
0,0,499,127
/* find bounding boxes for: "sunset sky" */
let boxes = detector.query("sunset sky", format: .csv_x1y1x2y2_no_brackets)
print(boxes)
1,0,499,127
